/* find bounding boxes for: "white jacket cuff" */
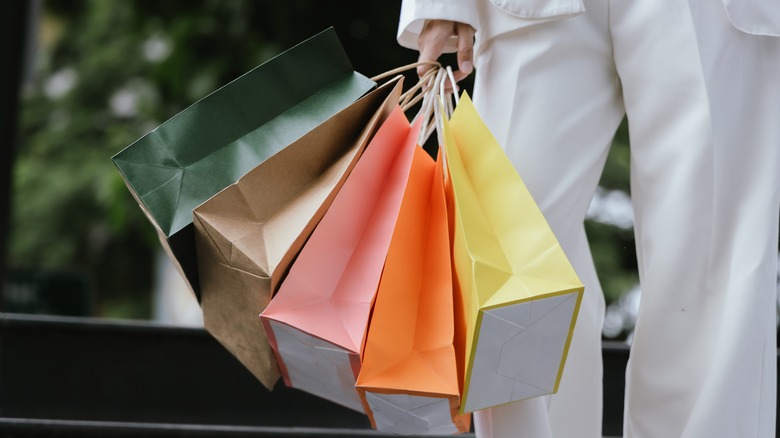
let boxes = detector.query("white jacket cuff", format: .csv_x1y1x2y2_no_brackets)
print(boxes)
397,0,480,52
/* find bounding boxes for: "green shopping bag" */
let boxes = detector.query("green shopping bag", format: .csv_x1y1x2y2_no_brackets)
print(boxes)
112,28,374,297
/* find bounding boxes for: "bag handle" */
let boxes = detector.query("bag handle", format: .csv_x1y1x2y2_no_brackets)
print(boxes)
370,60,441,82
370,61,441,111
371,62,459,146
417,65,458,146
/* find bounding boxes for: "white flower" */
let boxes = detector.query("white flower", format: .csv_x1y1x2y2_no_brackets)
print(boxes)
43,67,78,100
142,34,172,63
587,187,634,229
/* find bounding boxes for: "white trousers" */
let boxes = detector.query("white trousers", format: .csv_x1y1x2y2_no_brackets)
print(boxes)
469,0,780,437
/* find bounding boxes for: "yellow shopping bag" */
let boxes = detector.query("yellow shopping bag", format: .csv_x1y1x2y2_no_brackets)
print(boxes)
441,93,584,414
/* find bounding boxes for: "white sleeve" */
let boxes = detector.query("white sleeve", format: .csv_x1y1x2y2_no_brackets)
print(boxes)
397,0,480,52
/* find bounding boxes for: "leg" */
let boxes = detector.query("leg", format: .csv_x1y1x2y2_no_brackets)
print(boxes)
611,0,780,435
470,0,623,435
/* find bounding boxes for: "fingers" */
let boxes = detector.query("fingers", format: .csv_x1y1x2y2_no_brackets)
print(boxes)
454,22,475,82
417,20,453,77
415,20,476,94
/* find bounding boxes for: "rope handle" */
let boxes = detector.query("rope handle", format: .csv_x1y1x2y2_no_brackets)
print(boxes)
417,66,459,146
371,62,459,147
370,61,443,111
369,60,442,83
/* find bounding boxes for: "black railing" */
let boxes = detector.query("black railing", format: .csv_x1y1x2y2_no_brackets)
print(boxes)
0,313,774,437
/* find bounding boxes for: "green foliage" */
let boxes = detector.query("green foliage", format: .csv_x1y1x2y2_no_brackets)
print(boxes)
585,219,638,303
587,118,637,303
598,119,631,193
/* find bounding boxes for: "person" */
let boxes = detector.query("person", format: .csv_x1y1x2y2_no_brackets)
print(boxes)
397,0,780,437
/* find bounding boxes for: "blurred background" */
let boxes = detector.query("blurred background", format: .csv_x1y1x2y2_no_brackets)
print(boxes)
2,0,775,342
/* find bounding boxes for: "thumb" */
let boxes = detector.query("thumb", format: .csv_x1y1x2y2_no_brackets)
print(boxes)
454,23,475,81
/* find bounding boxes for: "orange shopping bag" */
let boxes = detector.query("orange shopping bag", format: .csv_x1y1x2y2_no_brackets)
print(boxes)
356,148,470,435
260,106,421,412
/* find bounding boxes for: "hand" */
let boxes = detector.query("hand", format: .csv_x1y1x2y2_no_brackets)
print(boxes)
417,20,475,89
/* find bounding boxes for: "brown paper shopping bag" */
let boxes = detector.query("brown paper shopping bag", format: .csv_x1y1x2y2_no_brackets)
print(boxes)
193,78,403,389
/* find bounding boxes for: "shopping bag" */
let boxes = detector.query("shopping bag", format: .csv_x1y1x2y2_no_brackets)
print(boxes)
355,148,470,435
111,28,375,296
441,93,584,413
191,78,403,390
260,106,421,412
